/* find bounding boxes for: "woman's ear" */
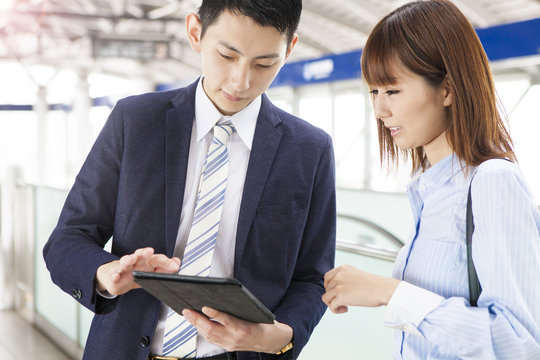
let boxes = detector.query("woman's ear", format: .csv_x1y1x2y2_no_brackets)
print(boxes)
186,13,202,52
442,75,453,107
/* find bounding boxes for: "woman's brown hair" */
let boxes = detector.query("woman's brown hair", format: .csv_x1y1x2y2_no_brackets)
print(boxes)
361,0,515,172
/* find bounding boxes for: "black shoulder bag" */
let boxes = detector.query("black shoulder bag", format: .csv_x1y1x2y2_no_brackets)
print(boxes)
466,183,482,307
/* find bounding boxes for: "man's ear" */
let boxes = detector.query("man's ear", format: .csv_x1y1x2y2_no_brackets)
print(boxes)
442,75,453,107
186,13,202,52
284,34,298,61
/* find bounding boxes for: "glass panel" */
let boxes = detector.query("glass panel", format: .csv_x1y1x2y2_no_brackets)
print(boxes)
78,303,93,347
44,111,70,188
298,88,333,136
0,184,5,310
270,99,292,114
0,112,38,184
336,188,411,246
32,185,106,348
33,187,78,342
298,250,395,359
499,81,540,204
334,92,365,186
495,78,530,113
47,69,78,104
0,63,37,104
267,86,294,114
337,215,402,251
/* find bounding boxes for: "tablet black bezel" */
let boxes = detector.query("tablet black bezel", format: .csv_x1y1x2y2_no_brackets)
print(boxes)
132,271,275,324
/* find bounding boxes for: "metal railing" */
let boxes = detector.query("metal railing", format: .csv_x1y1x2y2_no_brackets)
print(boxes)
336,213,404,261
336,241,400,262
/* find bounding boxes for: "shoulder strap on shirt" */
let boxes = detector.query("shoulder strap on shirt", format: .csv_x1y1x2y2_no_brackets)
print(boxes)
467,158,513,306
466,178,482,307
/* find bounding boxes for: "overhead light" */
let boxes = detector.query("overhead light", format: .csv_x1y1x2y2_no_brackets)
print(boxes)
147,3,178,20
92,34,171,61
0,0,15,13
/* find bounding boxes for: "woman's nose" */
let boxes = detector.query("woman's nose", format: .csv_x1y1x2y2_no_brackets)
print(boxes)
373,96,390,119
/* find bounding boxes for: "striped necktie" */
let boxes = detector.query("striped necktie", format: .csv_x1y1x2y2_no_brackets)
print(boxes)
162,119,235,358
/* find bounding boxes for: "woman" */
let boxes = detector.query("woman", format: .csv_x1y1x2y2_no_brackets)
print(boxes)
322,1,540,359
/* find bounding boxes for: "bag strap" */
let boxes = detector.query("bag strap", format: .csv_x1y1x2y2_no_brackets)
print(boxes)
466,182,482,307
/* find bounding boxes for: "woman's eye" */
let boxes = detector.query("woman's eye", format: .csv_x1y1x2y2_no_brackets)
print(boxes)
385,90,399,95
369,89,378,95
256,64,273,69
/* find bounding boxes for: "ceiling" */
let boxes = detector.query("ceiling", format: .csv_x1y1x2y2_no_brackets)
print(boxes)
2,0,540,84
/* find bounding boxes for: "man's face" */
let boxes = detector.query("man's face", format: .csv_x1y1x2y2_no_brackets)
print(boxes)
187,10,297,115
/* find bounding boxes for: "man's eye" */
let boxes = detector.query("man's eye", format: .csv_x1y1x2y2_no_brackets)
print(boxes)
369,90,378,95
385,90,399,95
219,52,233,60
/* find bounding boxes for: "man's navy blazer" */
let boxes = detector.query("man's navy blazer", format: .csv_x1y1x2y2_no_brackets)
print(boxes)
43,79,336,360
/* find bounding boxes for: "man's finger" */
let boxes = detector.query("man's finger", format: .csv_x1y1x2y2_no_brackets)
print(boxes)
134,247,154,257
119,254,137,268
110,271,121,284
147,255,180,272
201,307,231,326
184,309,213,329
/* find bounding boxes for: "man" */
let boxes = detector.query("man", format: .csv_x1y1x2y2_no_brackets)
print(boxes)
43,1,335,359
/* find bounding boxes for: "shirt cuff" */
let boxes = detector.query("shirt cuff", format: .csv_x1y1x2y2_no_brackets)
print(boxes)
96,288,118,299
384,281,444,337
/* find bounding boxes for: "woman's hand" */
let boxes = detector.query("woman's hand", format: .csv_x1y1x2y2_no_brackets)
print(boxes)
322,264,400,313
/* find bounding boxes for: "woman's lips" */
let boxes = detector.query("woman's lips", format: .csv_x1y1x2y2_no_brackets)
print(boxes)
389,126,401,136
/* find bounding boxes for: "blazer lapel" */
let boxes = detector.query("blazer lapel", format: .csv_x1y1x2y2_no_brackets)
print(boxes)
234,95,282,275
164,81,198,257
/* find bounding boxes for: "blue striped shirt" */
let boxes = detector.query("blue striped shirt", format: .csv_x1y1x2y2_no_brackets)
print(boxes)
387,154,540,359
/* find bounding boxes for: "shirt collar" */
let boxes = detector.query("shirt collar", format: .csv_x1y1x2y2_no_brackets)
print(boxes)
407,153,467,195
194,78,261,150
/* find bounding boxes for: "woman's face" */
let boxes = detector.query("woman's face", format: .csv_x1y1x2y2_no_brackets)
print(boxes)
369,63,453,165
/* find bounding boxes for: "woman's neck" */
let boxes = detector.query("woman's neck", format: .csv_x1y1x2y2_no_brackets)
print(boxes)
424,131,453,166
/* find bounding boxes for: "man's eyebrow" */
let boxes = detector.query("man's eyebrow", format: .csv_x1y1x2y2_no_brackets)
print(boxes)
218,41,280,59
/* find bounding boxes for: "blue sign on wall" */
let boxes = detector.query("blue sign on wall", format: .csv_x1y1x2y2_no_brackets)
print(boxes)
271,17,540,88
271,50,362,87
476,17,540,61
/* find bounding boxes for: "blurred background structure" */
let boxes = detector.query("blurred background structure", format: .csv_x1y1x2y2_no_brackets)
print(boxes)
1,1,540,359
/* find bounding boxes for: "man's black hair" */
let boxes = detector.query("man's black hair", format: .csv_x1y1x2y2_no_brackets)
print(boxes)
198,0,302,44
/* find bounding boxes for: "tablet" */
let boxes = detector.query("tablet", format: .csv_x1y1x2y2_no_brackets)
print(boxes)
132,271,275,324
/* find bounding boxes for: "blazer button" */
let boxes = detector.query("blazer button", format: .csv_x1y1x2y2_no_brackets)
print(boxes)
140,336,150,348
72,289,82,299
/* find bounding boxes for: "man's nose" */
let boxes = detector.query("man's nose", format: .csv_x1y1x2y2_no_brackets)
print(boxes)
230,63,250,93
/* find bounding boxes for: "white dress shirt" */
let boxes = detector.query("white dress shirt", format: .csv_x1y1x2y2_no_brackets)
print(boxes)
150,78,261,356
384,154,540,359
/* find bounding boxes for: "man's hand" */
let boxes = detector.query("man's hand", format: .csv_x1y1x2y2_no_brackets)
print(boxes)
182,307,293,354
95,247,180,295
322,264,400,313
